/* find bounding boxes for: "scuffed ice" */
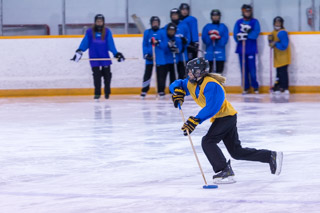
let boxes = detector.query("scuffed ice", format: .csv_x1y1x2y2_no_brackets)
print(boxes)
0,94,319,213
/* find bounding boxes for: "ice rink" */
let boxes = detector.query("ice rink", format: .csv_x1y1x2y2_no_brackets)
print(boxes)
1,94,320,213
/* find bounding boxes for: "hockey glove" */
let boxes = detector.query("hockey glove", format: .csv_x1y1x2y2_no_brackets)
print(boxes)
187,42,199,51
209,32,221,41
144,54,153,61
180,36,188,45
151,38,160,46
237,32,248,41
181,116,200,136
168,41,179,53
115,52,125,62
71,49,83,62
240,24,252,33
172,87,186,108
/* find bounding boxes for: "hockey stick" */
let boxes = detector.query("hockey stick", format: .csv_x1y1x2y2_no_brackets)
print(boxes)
152,37,159,99
212,41,216,73
178,103,218,189
241,40,246,92
82,57,138,61
269,47,273,93
173,52,178,80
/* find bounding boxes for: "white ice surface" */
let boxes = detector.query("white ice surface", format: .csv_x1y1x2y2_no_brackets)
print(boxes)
0,94,320,213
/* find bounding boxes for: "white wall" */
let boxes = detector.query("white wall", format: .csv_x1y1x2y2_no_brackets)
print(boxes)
3,0,320,35
0,34,319,91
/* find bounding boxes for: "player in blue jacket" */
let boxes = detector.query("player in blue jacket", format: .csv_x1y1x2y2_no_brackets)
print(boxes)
170,57,283,184
165,8,190,79
179,3,199,60
233,5,260,94
202,9,229,74
163,23,183,85
141,16,167,98
71,14,125,100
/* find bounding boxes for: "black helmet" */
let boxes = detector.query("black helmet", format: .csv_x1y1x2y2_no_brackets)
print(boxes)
170,8,181,24
94,14,105,23
211,9,221,17
241,4,253,18
273,16,284,28
179,3,190,11
241,4,252,11
186,57,210,82
150,16,160,25
167,22,177,32
170,8,181,17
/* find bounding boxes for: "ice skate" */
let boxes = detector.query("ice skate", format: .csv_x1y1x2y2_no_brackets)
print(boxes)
140,92,146,100
269,151,283,175
94,95,100,102
254,88,259,94
213,160,236,184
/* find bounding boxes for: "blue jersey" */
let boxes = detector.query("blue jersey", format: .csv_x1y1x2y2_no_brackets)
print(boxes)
169,78,225,123
275,31,289,50
202,23,229,61
233,18,260,54
164,22,190,62
163,34,183,64
79,28,118,67
181,15,199,43
142,28,163,65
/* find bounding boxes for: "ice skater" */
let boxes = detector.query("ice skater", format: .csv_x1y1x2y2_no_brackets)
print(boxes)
202,9,229,74
71,14,125,100
233,4,260,94
268,16,291,94
170,57,283,184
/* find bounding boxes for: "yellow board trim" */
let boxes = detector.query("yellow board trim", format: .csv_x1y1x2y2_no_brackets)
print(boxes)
0,86,319,97
0,32,320,39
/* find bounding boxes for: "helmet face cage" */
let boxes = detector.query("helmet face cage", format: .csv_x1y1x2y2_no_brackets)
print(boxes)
187,58,210,81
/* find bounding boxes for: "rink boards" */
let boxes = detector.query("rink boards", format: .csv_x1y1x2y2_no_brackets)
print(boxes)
0,33,319,97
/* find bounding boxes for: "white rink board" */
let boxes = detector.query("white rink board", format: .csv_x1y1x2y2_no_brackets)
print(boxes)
0,34,319,90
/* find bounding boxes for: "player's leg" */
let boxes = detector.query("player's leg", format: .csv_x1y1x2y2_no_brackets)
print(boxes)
101,65,111,99
222,114,283,175
216,61,225,74
168,63,176,84
177,61,186,79
141,64,153,97
239,54,250,93
278,65,289,93
92,66,102,99
247,54,259,93
156,65,167,97
208,61,213,73
201,117,236,183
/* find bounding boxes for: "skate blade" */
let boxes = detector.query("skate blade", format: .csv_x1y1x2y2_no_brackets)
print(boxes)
276,151,283,175
213,176,236,184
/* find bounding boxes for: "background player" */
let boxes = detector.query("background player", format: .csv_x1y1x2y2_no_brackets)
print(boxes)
179,3,199,60
169,57,283,184
269,16,291,94
167,8,190,79
71,14,125,100
233,5,260,94
202,9,229,74
141,16,165,98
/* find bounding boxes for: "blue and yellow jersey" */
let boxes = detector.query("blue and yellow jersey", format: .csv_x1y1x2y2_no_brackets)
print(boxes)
271,29,291,68
170,75,237,123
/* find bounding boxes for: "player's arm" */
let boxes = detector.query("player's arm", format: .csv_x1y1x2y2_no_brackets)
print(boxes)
107,30,125,62
201,25,211,45
169,78,190,95
142,30,151,56
71,33,89,62
217,24,229,46
191,17,199,43
275,31,289,50
195,82,225,124
248,20,260,40
233,21,240,42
